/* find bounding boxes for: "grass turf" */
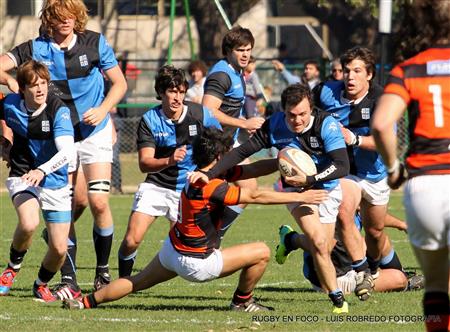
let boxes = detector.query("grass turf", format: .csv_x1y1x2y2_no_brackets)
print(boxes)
0,191,425,331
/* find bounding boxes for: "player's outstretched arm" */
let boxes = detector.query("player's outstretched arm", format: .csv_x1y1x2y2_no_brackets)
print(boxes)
238,187,328,205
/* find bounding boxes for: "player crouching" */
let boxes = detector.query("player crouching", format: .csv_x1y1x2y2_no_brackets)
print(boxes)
62,127,328,311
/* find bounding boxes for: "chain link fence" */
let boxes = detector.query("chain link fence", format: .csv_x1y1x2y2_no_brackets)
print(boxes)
0,60,409,193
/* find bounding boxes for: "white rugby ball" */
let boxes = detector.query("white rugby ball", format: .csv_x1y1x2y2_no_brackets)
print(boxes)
278,147,317,177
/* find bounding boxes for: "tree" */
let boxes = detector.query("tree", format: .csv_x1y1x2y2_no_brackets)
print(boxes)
189,0,260,64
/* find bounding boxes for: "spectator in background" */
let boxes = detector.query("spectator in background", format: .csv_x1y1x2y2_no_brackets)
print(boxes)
272,59,321,90
185,60,207,104
243,56,264,119
328,58,344,81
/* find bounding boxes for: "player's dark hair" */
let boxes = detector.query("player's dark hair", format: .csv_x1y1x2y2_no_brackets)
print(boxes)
393,0,450,63
17,60,50,92
340,47,376,82
281,83,313,111
154,65,189,100
192,127,233,169
222,26,254,56
187,60,208,77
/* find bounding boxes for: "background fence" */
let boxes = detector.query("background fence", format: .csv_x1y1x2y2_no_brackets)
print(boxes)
0,61,409,193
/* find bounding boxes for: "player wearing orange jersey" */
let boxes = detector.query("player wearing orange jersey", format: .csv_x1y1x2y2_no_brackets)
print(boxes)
62,127,328,312
372,1,450,331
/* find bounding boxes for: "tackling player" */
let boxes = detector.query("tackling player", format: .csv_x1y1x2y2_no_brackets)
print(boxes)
62,127,328,311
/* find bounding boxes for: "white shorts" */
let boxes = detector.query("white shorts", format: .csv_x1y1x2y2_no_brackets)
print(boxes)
69,119,113,172
403,175,450,250
346,175,390,205
158,237,223,282
132,182,180,222
311,269,357,294
6,177,71,223
287,184,342,224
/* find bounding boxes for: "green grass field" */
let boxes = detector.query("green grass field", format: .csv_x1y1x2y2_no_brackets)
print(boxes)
0,189,425,331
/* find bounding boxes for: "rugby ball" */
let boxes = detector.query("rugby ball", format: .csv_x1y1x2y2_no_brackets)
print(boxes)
278,147,317,177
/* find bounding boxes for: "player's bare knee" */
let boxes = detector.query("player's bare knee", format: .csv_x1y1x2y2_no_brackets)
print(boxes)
18,221,39,237
366,226,384,241
48,242,68,259
122,235,141,252
311,237,329,257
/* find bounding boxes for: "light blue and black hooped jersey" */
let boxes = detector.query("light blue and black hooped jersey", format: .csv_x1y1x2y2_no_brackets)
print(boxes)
8,30,117,142
204,59,245,141
0,94,73,189
317,80,387,182
136,102,221,192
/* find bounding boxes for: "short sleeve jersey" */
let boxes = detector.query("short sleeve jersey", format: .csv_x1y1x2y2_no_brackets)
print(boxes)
169,177,240,258
204,59,246,140
384,46,450,176
8,30,118,141
318,80,386,182
136,101,221,192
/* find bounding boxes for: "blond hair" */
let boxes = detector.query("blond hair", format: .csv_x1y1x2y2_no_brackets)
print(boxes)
40,0,88,37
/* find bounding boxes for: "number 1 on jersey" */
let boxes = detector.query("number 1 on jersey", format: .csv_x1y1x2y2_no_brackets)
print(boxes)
429,84,444,128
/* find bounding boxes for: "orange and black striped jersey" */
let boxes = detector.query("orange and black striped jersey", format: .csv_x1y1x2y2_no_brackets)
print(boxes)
169,175,240,258
384,45,450,176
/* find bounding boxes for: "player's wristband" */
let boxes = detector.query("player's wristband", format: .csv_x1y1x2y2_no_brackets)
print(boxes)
37,168,47,176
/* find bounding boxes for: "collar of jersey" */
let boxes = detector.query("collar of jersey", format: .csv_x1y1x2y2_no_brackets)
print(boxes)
20,100,47,117
340,89,368,105
50,34,78,51
159,104,188,124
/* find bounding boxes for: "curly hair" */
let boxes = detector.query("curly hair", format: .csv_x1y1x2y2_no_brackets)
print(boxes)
221,26,254,56
393,0,450,63
192,127,233,169
154,65,189,100
40,0,88,38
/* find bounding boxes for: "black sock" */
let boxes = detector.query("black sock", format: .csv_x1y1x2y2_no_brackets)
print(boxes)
61,241,78,286
232,288,252,304
118,250,137,278
218,206,242,240
351,258,369,273
37,264,57,284
423,291,449,332
379,250,403,271
284,231,300,252
9,245,27,271
93,226,113,270
367,255,380,275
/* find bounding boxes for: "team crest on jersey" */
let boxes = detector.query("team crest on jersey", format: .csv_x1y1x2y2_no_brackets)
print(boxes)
79,54,88,67
310,136,319,148
41,120,50,132
188,125,198,136
361,108,370,120
327,122,338,132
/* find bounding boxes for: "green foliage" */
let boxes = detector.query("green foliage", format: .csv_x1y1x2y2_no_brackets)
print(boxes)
0,192,424,331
